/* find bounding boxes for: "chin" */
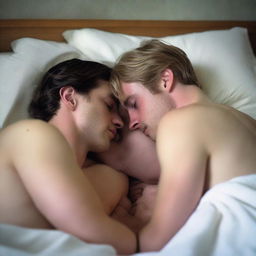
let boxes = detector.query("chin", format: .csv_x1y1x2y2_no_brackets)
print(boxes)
98,140,111,153
150,127,158,141
148,132,156,141
150,135,156,141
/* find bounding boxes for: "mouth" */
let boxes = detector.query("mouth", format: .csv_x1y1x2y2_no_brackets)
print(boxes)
113,129,122,142
107,128,116,140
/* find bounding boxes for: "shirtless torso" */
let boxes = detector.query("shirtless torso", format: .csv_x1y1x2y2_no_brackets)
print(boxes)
0,120,135,253
175,102,256,189
0,121,53,228
139,100,256,251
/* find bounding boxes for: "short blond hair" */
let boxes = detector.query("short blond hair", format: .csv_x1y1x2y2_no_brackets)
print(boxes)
111,39,200,98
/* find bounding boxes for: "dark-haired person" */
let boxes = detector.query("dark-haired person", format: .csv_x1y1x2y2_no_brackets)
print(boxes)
111,39,256,252
0,59,136,254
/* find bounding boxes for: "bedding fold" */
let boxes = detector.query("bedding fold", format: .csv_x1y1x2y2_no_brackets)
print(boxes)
135,174,256,256
0,223,116,256
0,175,255,256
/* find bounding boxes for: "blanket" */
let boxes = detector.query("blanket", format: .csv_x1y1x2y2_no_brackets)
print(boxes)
0,224,116,256
135,174,256,256
0,175,255,256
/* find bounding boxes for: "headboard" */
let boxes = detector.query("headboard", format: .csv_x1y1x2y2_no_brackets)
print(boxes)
0,19,256,54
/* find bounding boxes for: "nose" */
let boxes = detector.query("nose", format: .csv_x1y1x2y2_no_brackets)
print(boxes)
112,112,124,129
129,113,140,130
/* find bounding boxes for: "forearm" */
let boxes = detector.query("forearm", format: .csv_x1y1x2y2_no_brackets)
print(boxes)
77,214,137,254
139,213,182,252
139,221,166,252
84,164,129,215
138,199,197,251
138,191,202,251
103,216,137,254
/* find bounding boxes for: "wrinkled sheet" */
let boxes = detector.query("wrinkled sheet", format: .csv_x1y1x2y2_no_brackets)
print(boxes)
134,174,256,256
0,175,256,256
0,224,116,256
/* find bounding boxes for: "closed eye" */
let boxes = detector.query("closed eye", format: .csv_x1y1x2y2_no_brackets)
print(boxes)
105,98,119,113
125,98,137,109
128,102,136,109
105,102,114,111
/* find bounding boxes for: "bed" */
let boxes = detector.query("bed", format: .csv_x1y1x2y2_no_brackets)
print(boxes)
0,19,256,256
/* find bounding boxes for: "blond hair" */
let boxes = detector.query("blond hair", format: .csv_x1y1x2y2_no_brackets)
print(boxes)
111,39,200,98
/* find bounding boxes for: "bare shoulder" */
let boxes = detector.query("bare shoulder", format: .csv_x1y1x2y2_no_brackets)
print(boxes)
157,102,256,151
85,164,128,185
2,119,56,137
159,102,256,131
1,119,72,158
5,119,61,136
84,163,129,211
3,119,65,142
157,104,207,135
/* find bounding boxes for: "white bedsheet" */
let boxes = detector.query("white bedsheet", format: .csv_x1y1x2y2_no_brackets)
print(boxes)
0,224,116,256
134,174,256,256
0,175,256,256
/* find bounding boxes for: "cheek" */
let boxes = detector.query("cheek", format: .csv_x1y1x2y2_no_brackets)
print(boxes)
136,99,148,118
139,98,155,121
144,99,167,128
96,106,110,122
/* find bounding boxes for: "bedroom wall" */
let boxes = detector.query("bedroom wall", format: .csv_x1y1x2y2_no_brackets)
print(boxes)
0,0,255,20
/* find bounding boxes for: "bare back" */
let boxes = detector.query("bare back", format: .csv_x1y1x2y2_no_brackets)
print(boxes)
200,103,256,188
157,102,256,191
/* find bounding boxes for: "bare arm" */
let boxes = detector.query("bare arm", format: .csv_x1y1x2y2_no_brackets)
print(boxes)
139,111,208,252
84,164,129,215
12,120,136,254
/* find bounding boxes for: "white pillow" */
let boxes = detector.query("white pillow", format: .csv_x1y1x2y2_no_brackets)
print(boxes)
0,38,85,128
63,28,256,119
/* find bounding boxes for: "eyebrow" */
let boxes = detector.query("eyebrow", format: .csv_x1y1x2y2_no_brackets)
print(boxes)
110,94,120,106
105,93,117,102
107,93,122,110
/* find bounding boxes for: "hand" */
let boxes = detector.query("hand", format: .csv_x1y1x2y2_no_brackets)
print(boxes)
111,196,144,233
111,196,132,219
131,184,158,223
128,178,147,203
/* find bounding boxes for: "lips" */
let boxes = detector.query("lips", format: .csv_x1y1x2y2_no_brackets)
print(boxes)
113,129,122,142
108,128,116,139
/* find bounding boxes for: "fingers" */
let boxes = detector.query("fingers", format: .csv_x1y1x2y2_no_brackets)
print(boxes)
129,178,147,202
129,187,143,203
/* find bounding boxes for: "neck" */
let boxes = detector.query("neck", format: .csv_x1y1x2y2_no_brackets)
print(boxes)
171,83,210,109
49,112,88,168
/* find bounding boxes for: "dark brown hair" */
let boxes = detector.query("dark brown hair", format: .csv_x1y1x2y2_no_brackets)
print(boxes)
28,59,111,121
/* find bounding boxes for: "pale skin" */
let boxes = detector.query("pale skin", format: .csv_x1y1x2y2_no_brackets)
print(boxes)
119,68,256,251
95,99,160,184
96,122,160,184
95,105,160,232
0,82,136,254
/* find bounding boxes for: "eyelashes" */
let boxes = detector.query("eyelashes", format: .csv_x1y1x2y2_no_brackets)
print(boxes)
127,100,137,109
105,102,114,111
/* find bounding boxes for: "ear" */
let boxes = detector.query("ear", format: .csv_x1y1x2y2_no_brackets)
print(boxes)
59,86,77,110
160,69,174,93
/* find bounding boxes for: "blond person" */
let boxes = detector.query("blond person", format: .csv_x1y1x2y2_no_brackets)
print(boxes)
110,40,256,252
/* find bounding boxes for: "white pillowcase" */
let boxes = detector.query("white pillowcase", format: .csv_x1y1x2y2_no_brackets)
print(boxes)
63,27,256,119
0,38,84,128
